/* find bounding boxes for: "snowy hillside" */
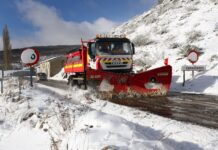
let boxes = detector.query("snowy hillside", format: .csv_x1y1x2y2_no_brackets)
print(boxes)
111,0,218,95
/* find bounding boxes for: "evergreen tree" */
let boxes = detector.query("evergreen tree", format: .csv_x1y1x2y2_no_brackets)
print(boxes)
3,25,12,70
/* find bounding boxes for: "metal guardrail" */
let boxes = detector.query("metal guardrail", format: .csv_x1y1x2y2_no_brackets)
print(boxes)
0,69,35,94
0,68,44,94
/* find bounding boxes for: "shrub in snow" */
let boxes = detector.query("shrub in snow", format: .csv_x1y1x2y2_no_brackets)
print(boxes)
178,45,203,57
179,14,188,21
157,28,168,35
186,6,199,12
186,30,203,43
215,22,218,31
194,23,200,28
164,34,176,44
132,35,155,47
134,51,156,69
210,54,218,62
210,0,218,4
145,16,157,24
127,29,135,35
169,43,180,49
134,59,151,69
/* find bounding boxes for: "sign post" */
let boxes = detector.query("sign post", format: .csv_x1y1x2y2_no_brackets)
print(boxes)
182,49,205,86
21,48,40,87
30,66,34,87
182,71,186,86
187,50,199,79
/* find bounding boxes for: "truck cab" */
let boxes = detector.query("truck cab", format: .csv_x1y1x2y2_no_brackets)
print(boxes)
87,37,135,72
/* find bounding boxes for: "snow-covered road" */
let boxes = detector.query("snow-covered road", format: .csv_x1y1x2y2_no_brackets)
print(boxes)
0,78,218,150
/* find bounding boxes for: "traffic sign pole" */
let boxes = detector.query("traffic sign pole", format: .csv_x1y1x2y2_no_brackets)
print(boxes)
30,66,33,87
183,70,185,86
182,49,205,86
192,69,194,79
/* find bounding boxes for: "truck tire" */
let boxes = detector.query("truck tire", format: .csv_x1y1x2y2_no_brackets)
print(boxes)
80,84,86,90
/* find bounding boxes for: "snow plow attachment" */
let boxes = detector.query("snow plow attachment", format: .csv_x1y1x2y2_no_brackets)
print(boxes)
86,65,172,97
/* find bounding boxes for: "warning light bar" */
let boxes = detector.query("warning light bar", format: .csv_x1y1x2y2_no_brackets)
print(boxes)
96,34,126,38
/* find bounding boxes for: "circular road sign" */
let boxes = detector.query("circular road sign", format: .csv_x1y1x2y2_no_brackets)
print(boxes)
21,48,40,66
187,50,199,64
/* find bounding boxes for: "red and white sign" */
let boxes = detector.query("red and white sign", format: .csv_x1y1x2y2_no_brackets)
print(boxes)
187,50,199,64
21,48,40,66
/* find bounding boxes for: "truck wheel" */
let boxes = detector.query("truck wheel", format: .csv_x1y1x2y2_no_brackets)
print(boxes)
67,76,73,85
80,84,86,90
71,80,74,86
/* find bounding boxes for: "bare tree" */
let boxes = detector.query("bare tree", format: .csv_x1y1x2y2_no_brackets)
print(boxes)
3,25,12,70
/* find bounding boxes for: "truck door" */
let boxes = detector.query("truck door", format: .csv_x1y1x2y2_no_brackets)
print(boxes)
88,42,96,59
88,42,97,69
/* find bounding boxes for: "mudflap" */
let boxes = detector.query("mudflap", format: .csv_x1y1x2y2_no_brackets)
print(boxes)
86,65,172,98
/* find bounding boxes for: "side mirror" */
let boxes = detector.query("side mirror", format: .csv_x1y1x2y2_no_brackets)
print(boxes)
131,43,135,55
88,43,95,59
87,43,92,56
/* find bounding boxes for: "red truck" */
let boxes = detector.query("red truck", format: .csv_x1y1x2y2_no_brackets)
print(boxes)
64,35,172,97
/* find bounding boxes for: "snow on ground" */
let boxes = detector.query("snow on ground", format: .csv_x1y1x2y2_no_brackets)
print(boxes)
0,78,218,150
1,1,218,149
50,68,68,82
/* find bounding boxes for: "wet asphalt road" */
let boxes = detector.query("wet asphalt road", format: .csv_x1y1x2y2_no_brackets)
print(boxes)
37,79,69,90
37,79,218,129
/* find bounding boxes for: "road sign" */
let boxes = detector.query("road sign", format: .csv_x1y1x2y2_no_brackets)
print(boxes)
11,70,36,77
21,48,40,66
187,50,199,64
181,65,206,86
21,48,40,87
181,65,206,71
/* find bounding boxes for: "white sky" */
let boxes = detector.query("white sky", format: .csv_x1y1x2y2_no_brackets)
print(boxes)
12,0,118,48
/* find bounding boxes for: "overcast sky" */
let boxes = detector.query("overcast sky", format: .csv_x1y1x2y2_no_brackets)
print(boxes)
0,0,156,49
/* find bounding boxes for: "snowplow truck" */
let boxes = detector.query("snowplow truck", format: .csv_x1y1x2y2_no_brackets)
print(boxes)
64,36,172,97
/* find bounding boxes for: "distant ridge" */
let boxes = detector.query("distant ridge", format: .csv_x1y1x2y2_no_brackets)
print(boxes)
0,45,80,64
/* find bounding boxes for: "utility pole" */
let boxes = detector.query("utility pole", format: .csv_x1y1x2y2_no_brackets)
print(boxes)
1,67,3,93
3,25,12,70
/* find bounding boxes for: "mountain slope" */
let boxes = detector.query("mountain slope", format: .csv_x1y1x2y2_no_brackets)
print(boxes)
111,0,218,95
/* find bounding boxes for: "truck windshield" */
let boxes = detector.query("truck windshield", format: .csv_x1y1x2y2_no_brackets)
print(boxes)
96,42,132,55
